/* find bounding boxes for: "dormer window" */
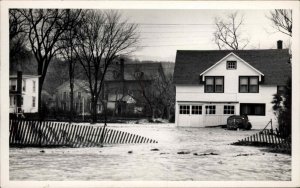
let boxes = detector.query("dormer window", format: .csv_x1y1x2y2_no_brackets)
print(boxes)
227,61,237,69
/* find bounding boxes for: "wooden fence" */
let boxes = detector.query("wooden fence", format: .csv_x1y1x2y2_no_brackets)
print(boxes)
9,119,158,148
232,128,291,154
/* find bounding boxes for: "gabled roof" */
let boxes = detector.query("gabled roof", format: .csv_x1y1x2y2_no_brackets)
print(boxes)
104,62,165,81
10,55,39,76
200,52,264,76
173,49,291,85
55,79,90,93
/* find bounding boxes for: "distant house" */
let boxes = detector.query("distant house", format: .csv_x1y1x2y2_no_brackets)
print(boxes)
53,80,102,115
53,60,166,116
9,74,39,114
173,41,291,129
104,60,166,115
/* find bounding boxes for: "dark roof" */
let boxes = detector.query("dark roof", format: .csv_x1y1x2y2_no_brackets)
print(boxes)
10,55,38,76
105,62,165,81
173,49,291,85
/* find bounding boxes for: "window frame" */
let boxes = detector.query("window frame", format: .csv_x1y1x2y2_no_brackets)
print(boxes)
226,61,237,70
240,103,266,116
191,105,202,115
205,105,216,115
224,105,235,115
239,76,259,93
32,96,36,107
204,76,224,93
22,79,26,92
33,80,36,93
179,105,190,115
277,85,286,95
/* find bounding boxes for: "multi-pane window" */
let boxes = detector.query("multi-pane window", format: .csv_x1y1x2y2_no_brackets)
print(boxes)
224,105,235,114
205,77,214,92
32,96,36,107
179,105,190,114
33,80,36,93
205,105,216,114
277,86,285,95
192,105,202,115
205,76,224,93
227,61,237,69
239,76,259,93
240,103,265,116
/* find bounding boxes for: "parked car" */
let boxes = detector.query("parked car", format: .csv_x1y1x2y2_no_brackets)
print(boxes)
227,115,252,130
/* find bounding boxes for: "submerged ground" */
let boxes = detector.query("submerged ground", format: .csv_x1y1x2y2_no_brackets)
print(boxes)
9,124,291,181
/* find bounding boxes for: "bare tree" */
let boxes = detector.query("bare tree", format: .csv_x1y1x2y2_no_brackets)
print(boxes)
73,10,138,123
130,69,174,120
19,9,71,116
9,9,30,64
57,9,85,122
213,11,249,50
268,9,292,37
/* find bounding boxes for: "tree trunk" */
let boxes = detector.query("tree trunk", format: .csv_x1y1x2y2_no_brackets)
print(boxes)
38,75,45,120
152,107,155,120
69,81,74,122
91,97,98,123
167,106,171,121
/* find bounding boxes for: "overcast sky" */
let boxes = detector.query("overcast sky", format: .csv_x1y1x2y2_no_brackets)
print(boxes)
119,9,290,62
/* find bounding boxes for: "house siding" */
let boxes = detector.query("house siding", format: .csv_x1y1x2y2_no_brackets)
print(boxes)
9,76,39,113
175,54,279,129
54,82,96,115
175,85,278,129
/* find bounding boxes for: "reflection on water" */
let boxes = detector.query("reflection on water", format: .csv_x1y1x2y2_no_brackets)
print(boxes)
10,124,291,181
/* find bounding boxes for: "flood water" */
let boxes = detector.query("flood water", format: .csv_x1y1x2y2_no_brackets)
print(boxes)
10,124,291,181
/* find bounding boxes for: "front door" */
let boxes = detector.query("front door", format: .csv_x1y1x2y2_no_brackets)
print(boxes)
177,104,191,127
189,105,204,127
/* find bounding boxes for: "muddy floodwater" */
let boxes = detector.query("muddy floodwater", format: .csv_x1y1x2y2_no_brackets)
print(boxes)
10,124,291,181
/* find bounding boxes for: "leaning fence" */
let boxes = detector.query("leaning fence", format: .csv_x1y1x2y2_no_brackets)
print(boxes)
9,119,158,148
232,120,291,154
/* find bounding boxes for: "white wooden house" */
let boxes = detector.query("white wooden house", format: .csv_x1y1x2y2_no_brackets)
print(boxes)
9,75,39,113
173,43,291,129
54,79,103,115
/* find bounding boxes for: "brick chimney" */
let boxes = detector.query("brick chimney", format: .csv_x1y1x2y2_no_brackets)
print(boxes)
277,40,283,49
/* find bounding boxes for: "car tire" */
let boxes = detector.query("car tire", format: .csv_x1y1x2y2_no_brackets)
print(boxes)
245,122,252,130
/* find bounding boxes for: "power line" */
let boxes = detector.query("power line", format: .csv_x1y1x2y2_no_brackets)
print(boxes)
137,30,247,34
135,43,203,47
133,23,265,26
138,31,213,34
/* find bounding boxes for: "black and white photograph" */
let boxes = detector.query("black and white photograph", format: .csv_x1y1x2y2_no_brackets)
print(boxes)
1,1,300,187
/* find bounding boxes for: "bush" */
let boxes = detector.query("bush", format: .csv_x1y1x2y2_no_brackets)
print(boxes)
272,77,291,138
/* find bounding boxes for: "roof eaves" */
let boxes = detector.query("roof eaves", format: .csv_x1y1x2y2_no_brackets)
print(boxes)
199,52,265,77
